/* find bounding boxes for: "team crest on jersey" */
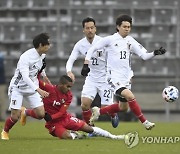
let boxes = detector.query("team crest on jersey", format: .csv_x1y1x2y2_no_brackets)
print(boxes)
61,99,65,104
12,100,16,105
96,50,103,57
128,43,131,49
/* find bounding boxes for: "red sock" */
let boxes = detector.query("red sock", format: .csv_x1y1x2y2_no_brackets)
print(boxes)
4,117,17,132
26,109,39,119
128,99,146,123
100,104,121,116
82,109,92,124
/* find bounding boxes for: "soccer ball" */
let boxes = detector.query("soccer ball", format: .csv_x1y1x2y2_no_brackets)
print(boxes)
162,86,179,103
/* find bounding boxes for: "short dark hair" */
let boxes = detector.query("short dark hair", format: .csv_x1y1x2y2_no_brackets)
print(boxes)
116,14,132,27
82,17,96,28
59,75,73,84
33,33,50,49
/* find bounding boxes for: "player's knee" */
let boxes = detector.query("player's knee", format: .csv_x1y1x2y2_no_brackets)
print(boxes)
38,113,45,119
33,106,45,119
116,95,127,102
116,87,135,101
11,115,19,122
126,94,135,101
81,97,92,111
81,103,90,111
81,101,91,111
35,110,45,119
11,109,21,122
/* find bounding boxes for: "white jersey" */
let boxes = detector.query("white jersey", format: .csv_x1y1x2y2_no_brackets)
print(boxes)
86,32,154,81
9,48,46,94
66,35,107,82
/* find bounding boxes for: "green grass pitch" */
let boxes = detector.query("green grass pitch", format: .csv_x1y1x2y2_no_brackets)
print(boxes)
0,121,180,154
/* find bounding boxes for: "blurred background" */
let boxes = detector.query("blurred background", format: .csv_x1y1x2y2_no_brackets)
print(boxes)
0,0,179,122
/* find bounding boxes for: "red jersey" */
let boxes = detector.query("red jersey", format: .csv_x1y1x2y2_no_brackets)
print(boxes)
39,80,73,122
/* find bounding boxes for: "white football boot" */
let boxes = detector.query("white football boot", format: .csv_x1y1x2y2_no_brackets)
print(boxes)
89,107,100,125
143,120,155,130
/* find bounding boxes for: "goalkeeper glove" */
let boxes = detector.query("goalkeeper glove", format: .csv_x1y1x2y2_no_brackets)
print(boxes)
154,47,166,56
81,64,90,76
44,112,52,122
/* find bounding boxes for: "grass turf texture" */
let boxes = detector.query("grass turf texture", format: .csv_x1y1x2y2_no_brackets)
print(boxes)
0,121,180,154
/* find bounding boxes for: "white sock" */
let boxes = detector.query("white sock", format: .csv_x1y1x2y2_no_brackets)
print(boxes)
112,135,125,140
92,127,115,139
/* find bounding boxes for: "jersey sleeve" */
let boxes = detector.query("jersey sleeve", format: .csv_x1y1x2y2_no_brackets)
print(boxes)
51,92,73,120
18,56,39,91
130,37,154,60
66,43,80,72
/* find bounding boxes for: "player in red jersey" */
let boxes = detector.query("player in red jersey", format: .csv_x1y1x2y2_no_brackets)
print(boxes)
38,75,132,140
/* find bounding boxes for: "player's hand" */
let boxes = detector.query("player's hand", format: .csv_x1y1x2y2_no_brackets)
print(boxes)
36,88,49,98
67,71,75,82
154,47,166,55
81,64,90,76
44,113,52,122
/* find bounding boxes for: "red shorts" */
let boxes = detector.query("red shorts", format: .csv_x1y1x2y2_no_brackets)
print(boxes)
45,114,86,138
